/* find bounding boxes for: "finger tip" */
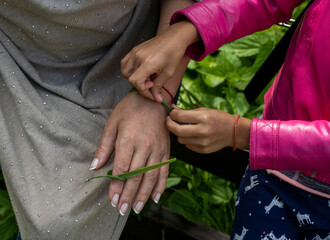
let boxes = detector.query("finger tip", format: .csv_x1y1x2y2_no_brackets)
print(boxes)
89,158,100,171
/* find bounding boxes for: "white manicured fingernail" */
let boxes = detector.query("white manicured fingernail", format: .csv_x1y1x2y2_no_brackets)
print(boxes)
133,201,144,214
111,194,119,207
119,203,129,216
89,158,99,170
154,193,161,204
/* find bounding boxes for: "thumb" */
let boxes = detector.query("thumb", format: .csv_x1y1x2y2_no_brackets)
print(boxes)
89,120,117,171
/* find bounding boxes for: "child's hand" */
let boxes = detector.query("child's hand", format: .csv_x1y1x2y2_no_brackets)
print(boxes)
166,108,239,154
121,21,199,102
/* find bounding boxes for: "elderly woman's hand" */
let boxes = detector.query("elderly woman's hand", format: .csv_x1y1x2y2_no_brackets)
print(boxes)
90,92,170,215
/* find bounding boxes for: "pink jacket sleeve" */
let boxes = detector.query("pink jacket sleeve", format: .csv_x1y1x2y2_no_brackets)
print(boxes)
170,0,304,61
249,119,330,171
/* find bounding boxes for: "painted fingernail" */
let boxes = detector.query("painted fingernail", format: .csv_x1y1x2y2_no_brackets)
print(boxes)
89,158,99,170
111,194,119,207
154,193,161,204
133,201,144,214
119,203,129,216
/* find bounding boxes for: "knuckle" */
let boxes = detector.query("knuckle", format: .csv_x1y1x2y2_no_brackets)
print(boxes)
96,145,107,157
115,161,130,174
121,193,136,203
144,169,159,182
197,127,207,137
160,166,169,179
117,135,135,148
200,138,209,147
141,138,152,150
177,137,185,145
200,114,209,123
199,148,209,154
129,174,143,184
162,69,172,78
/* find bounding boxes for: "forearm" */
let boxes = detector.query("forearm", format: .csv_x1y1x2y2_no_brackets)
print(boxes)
170,0,304,61
157,0,198,103
157,0,196,35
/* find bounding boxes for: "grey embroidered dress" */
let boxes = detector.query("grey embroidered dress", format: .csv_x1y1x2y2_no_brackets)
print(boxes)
0,0,160,239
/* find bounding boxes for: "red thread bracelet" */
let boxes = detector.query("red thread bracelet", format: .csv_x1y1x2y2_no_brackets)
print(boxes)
233,114,240,152
162,86,174,104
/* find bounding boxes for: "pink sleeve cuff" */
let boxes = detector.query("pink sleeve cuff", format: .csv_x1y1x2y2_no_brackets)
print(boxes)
249,118,330,171
170,2,222,61
249,118,280,170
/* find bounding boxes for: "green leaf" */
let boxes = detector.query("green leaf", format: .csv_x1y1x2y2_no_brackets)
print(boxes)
202,73,226,88
167,189,202,223
233,92,250,116
221,32,274,57
161,100,173,112
166,177,181,189
0,213,18,240
0,190,18,240
87,158,177,182
187,60,198,70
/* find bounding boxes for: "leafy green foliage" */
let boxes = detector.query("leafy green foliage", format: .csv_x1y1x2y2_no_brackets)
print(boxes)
178,25,287,118
163,161,236,233
0,172,18,240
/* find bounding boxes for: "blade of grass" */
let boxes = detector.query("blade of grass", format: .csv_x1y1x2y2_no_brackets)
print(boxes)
86,158,176,182
162,100,173,112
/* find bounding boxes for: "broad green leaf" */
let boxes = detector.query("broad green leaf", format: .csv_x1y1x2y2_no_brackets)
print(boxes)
166,177,181,189
187,60,198,70
233,92,250,116
252,40,275,71
87,158,176,182
208,185,233,205
202,73,226,88
0,190,18,240
167,189,202,223
0,212,18,240
221,31,274,57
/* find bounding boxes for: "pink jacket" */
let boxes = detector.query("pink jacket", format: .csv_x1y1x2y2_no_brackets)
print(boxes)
171,0,330,185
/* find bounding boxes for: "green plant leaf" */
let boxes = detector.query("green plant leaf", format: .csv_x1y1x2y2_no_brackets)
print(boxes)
161,100,173,112
233,92,250,116
167,189,202,223
166,177,181,189
221,31,274,57
0,190,18,240
202,73,226,88
87,158,176,182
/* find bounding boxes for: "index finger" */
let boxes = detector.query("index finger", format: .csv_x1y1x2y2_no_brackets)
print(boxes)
169,109,202,124
166,116,201,138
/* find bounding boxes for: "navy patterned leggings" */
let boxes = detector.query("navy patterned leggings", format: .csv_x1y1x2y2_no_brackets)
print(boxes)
230,167,330,240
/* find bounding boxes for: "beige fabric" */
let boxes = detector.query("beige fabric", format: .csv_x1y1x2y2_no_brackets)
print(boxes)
0,0,160,239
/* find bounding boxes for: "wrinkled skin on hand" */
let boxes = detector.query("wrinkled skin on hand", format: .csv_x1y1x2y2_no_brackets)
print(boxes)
92,92,170,215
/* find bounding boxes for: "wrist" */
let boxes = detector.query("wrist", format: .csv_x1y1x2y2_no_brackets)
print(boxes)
235,117,251,150
169,20,200,48
128,90,170,117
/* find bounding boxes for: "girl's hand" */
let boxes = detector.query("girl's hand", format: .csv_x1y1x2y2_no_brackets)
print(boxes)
121,21,199,102
166,108,251,154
